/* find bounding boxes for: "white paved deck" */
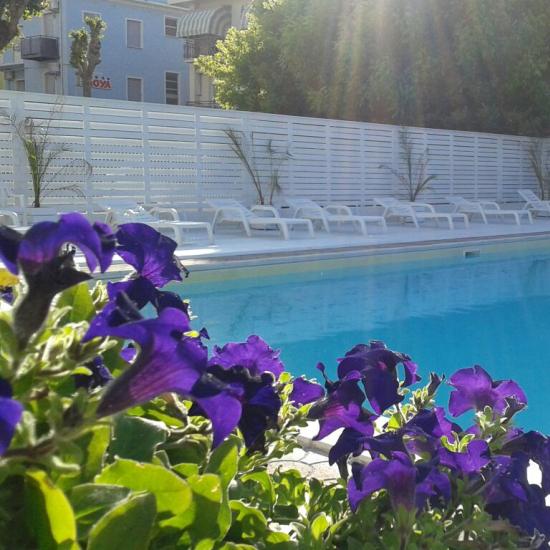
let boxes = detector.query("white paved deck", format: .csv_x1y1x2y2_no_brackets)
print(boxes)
175,218,550,267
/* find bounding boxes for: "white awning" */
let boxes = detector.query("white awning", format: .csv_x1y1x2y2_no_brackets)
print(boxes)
177,5,232,38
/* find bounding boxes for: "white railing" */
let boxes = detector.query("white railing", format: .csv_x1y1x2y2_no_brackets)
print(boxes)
0,90,542,210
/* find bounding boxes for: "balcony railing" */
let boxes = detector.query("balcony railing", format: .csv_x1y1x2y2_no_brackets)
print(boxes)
21,36,59,61
183,38,218,62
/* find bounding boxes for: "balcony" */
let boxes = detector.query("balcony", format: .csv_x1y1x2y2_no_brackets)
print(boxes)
21,36,59,61
183,37,218,62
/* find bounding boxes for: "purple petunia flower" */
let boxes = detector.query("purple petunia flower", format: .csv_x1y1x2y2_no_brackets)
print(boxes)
0,214,116,346
289,377,324,407
0,379,23,456
84,277,190,341
348,452,417,512
0,213,114,276
448,366,527,417
348,452,451,513
484,454,550,539
309,373,372,441
96,307,206,417
192,364,282,450
337,341,420,414
208,335,285,379
502,430,550,494
415,461,452,508
115,223,186,287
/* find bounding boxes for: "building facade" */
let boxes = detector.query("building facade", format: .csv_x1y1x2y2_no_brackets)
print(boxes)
170,0,251,106
0,0,191,105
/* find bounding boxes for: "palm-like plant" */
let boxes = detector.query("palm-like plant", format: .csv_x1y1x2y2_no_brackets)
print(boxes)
380,129,436,202
7,108,90,207
225,128,291,205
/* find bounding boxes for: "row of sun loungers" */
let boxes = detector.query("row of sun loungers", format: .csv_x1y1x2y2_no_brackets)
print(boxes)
1,191,549,245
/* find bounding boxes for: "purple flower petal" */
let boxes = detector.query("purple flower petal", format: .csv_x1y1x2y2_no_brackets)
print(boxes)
361,364,403,414
116,223,184,287
328,427,371,465
439,439,491,475
290,378,324,407
0,380,23,456
209,335,284,378
309,378,369,440
449,366,527,417
408,407,460,439
96,308,205,416
193,391,242,448
18,213,112,275
348,452,417,512
415,464,451,508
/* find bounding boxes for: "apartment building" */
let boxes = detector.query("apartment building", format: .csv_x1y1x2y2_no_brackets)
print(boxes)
0,0,190,105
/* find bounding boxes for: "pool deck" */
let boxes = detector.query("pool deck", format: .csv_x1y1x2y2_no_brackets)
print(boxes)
177,219,550,269
92,218,550,279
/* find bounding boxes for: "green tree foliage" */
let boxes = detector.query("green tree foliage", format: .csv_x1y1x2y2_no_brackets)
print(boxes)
196,0,550,136
69,16,106,98
0,0,47,52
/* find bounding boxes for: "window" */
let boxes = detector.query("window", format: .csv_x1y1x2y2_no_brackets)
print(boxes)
165,17,178,37
165,72,179,105
127,77,143,102
126,19,142,49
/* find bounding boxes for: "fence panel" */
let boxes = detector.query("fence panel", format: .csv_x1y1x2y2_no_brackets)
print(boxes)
0,90,542,210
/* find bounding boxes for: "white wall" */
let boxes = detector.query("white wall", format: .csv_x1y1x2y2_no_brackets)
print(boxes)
0,90,541,209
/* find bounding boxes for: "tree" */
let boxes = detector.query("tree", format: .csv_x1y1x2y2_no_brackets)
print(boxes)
0,0,47,53
196,0,550,136
69,16,106,98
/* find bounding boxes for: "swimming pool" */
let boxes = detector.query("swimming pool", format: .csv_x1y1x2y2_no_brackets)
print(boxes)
174,240,550,432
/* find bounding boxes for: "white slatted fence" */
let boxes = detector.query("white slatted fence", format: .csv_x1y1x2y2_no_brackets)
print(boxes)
0,90,542,210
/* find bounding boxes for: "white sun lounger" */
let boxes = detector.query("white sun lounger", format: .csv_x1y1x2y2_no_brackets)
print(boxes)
208,199,314,240
518,190,550,216
447,196,532,225
95,202,214,244
373,197,469,230
285,198,382,235
0,210,21,227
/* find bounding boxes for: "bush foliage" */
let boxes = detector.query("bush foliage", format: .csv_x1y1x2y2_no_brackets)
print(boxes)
197,0,550,136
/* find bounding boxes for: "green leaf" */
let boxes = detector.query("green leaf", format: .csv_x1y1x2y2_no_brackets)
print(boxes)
172,463,200,478
70,483,130,539
179,474,231,547
57,282,95,322
24,469,79,550
241,470,275,505
206,436,239,489
87,493,156,550
227,500,267,541
310,512,330,541
95,459,192,528
79,425,111,481
110,416,168,462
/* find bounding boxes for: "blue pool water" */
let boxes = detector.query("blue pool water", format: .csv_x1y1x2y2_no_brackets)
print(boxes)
175,246,550,432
